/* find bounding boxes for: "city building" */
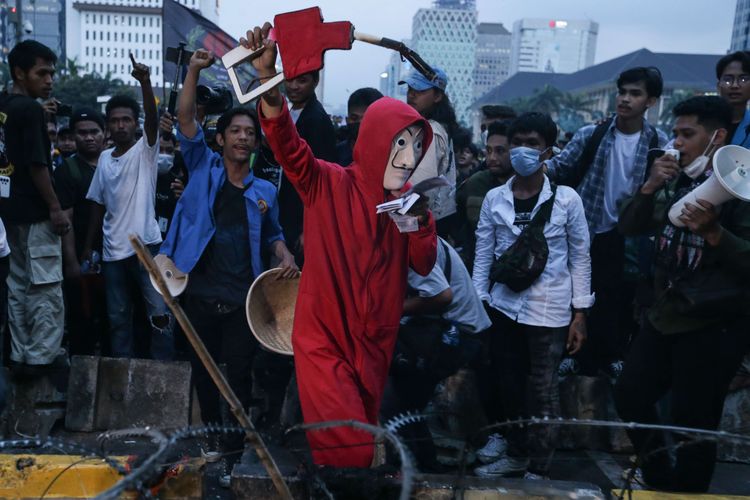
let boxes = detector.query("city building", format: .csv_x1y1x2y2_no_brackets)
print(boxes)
1,0,65,64
473,48,720,131
411,0,477,124
473,22,511,100
510,18,598,75
379,45,411,101
64,0,219,86
731,0,750,51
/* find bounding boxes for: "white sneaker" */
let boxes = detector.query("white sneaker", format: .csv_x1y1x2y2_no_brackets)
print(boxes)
474,456,529,477
476,433,508,464
523,471,548,480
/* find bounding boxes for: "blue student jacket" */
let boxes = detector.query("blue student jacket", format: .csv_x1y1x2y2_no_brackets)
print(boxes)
732,109,750,148
160,126,284,276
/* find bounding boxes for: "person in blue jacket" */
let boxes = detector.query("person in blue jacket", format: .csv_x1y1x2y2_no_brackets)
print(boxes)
159,49,297,465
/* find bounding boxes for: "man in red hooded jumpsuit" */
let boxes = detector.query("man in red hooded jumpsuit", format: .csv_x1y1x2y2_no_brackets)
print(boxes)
244,24,437,467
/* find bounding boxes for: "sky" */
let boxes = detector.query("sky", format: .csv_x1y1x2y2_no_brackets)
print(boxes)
219,0,736,113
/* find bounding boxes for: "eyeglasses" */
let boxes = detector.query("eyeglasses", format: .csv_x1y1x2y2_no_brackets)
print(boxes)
719,74,750,87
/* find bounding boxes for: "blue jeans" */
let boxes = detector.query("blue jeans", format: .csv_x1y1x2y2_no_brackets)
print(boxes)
103,245,174,360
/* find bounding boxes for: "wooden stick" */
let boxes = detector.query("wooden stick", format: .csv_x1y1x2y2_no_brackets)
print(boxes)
129,235,293,500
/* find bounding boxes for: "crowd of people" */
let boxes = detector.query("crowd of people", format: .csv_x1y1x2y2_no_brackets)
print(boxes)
2,34,750,493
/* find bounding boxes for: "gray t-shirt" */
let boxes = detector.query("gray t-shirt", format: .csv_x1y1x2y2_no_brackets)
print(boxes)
407,238,491,333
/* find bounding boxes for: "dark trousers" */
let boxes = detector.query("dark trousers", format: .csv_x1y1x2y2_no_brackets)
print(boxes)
614,318,750,492
64,275,109,356
577,229,629,372
380,370,441,470
486,307,566,473
185,295,259,428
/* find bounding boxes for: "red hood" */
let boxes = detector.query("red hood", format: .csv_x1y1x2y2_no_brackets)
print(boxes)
350,97,433,203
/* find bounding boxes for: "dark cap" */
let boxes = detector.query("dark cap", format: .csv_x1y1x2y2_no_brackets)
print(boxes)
70,108,105,132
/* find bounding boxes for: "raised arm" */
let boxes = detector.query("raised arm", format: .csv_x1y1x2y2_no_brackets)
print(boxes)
130,54,157,147
244,22,333,205
243,23,283,119
177,49,215,140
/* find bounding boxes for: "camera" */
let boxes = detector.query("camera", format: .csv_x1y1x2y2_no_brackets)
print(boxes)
196,85,233,115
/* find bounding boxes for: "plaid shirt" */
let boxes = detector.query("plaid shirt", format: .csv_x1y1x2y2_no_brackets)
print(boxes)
547,117,667,234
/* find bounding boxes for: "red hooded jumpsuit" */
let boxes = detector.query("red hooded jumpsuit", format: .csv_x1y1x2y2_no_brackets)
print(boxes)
259,97,438,467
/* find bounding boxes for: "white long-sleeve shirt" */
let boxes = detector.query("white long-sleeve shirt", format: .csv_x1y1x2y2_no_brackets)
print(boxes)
472,175,594,328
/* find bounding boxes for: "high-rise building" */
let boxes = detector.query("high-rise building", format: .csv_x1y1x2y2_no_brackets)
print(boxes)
65,0,219,86
510,18,598,75
411,0,477,124
731,0,750,51
379,46,410,101
473,22,511,100
2,0,66,63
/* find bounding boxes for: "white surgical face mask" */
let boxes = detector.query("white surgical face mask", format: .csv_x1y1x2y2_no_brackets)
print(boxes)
683,130,719,179
383,125,425,191
157,153,174,176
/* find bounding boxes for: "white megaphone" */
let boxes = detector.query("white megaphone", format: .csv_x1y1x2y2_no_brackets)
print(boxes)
668,145,750,227
149,254,189,297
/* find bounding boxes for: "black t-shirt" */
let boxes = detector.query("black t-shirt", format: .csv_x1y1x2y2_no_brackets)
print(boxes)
0,93,52,224
513,193,540,232
187,179,253,306
54,155,98,255
254,145,281,188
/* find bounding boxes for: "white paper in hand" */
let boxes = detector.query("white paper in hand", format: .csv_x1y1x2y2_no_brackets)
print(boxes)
376,193,420,214
388,212,419,233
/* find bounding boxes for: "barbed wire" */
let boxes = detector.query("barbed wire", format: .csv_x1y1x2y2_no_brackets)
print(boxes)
95,427,169,500
287,419,416,500
0,414,747,500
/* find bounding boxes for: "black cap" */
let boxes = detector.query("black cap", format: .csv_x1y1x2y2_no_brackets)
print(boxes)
70,108,105,132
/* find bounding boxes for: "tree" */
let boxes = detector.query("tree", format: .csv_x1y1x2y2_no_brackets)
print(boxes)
507,96,533,114
527,85,564,115
52,58,135,111
659,89,694,133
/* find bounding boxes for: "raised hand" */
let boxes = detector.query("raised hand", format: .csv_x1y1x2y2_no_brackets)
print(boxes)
240,22,277,76
130,53,151,85
641,153,680,195
159,112,174,136
189,49,215,72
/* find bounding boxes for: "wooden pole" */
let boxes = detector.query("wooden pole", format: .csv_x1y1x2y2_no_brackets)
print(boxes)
129,235,293,500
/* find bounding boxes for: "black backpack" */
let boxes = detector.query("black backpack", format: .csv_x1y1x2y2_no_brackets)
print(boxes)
559,118,660,188
489,185,557,293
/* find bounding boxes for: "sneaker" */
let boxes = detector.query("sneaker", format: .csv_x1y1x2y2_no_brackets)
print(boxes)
524,471,549,480
476,433,508,464
474,456,529,477
606,360,625,381
558,357,579,378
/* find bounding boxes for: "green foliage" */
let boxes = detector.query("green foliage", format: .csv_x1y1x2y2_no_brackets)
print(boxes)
659,89,695,133
505,85,593,134
52,58,135,110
